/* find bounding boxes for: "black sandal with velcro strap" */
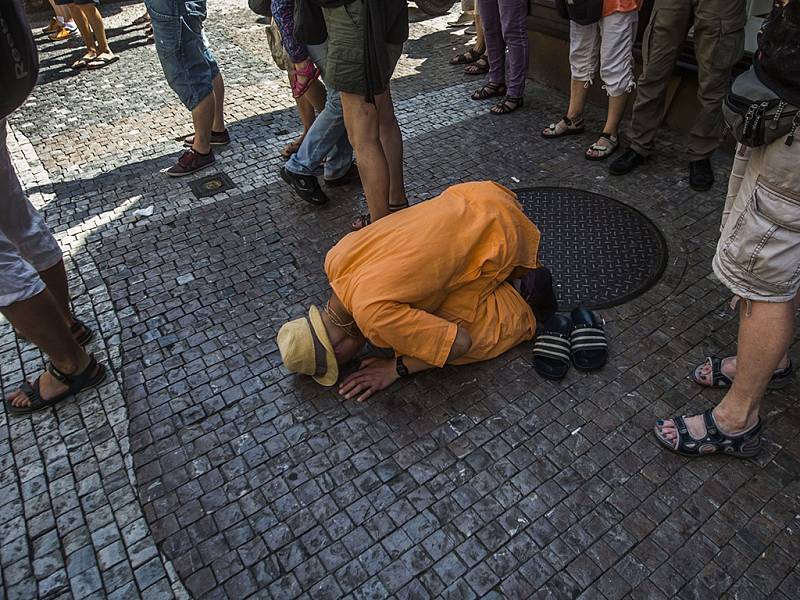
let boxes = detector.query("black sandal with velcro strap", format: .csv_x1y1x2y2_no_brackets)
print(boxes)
654,409,763,458
570,307,607,371
17,317,95,347
5,356,106,415
533,314,572,381
691,356,793,389
71,318,95,346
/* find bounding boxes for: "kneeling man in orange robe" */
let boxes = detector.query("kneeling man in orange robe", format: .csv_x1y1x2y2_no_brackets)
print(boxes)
277,181,555,401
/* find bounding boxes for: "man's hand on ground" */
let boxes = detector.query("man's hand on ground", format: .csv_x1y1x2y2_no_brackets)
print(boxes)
339,357,399,402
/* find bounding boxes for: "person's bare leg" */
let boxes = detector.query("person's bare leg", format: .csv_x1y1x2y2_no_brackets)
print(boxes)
50,0,70,20
81,5,113,57
658,298,795,443
305,79,327,114
37,260,74,326
69,4,96,57
566,79,590,121
341,91,390,221
292,61,326,114
191,92,215,155
2,290,90,409
376,89,406,207
211,73,226,133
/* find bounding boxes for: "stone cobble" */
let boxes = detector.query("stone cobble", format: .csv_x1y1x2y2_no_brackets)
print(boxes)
1,1,799,599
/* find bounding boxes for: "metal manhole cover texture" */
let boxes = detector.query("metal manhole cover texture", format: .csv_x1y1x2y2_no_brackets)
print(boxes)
189,172,237,198
516,187,668,310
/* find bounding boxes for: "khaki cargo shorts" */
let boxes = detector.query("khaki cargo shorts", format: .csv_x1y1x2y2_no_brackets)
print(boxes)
322,1,402,97
713,137,800,303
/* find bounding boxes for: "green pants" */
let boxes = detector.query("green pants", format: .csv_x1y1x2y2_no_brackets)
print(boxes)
322,1,403,97
629,0,746,160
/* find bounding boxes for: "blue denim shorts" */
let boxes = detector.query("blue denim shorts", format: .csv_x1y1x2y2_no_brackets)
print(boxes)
145,0,220,110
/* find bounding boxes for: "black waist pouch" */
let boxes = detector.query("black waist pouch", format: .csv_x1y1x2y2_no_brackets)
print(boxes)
723,67,799,147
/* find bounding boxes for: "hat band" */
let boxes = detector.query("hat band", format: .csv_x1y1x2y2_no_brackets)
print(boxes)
305,316,329,377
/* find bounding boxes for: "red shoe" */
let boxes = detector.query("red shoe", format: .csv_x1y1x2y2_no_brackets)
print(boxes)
165,148,215,177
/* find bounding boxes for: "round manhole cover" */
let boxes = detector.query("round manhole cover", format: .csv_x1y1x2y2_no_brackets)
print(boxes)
517,187,668,310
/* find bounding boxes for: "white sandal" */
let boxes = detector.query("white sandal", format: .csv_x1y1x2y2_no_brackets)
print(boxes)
585,133,619,161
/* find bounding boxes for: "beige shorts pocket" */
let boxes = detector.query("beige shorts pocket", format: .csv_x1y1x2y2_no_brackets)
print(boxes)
721,179,800,294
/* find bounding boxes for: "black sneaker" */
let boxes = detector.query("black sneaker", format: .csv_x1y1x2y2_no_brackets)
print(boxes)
689,158,714,191
165,148,215,177
609,147,647,176
183,129,231,148
324,163,360,187
280,167,329,206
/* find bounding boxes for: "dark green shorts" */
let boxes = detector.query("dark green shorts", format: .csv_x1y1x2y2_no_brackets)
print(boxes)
322,1,403,97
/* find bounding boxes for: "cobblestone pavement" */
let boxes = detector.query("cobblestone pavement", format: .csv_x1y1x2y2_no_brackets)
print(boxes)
2,1,799,599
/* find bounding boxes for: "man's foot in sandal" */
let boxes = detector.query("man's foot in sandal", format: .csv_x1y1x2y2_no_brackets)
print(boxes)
585,133,619,161
5,355,106,416
654,408,762,458
542,115,584,138
71,50,97,70
692,356,793,389
570,307,607,370
533,314,573,381
464,56,489,75
490,96,523,115
351,201,409,231
450,48,482,65
71,319,94,346
471,82,506,101
86,53,119,70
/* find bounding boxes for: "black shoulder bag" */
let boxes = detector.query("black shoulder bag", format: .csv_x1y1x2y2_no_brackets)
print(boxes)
0,0,39,120
294,0,330,46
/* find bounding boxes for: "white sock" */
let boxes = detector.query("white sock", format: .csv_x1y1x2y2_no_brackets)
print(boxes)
64,21,77,32
56,16,65,25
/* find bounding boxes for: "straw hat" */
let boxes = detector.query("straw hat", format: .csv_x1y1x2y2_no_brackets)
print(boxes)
277,305,338,386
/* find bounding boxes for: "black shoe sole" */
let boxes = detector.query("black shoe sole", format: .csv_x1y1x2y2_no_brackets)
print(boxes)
689,181,714,192
165,160,215,177
609,158,646,175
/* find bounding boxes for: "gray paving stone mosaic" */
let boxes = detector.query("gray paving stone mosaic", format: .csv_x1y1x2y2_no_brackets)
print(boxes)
1,1,799,599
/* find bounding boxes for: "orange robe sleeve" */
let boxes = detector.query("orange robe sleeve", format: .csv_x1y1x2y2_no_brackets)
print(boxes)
354,299,459,368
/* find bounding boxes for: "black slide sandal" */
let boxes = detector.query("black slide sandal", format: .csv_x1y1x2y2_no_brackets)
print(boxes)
533,314,573,381
6,356,106,415
570,307,607,371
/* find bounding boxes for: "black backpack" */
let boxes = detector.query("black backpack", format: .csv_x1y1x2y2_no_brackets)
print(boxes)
0,0,39,120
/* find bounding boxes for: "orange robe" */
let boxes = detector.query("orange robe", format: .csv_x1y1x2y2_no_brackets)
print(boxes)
324,182,541,367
